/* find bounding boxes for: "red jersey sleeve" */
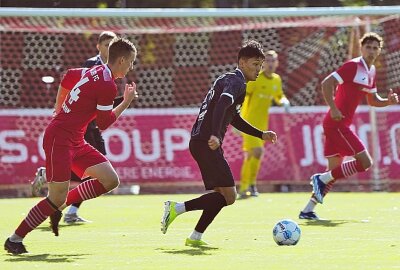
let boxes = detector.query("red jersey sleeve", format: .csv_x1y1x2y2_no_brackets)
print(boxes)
60,68,87,90
332,61,357,84
96,82,117,130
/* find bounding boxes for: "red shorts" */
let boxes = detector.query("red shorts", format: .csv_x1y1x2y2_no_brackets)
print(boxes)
323,125,366,158
43,127,108,182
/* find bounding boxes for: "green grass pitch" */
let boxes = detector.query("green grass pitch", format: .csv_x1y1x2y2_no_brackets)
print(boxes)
1,193,399,270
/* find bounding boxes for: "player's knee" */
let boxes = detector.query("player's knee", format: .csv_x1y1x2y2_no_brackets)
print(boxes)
101,174,120,191
48,187,68,207
224,193,236,205
109,175,120,190
48,194,67,208
356,158,372,171
363,159,373,170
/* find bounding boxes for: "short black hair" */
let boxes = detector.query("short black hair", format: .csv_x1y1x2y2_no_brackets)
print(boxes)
238,40,265,62
108,37,137,64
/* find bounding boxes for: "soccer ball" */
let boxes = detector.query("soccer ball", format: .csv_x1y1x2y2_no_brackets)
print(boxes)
272,219,301,246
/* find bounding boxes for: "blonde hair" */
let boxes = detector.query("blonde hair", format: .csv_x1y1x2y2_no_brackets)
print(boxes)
98,31,117,44
265,50,278,59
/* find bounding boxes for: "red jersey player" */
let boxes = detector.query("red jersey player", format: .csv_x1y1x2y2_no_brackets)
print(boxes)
299,32,399,220
5,37,138,254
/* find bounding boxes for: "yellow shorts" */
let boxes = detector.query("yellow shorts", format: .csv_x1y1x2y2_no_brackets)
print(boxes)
242,133,265,151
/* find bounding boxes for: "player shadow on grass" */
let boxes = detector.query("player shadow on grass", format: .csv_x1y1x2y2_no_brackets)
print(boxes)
299,219,366,227
36,223,86,233
156,246,219,256
4,253,90,263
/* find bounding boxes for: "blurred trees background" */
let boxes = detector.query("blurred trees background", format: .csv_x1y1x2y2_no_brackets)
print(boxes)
0,0,399,8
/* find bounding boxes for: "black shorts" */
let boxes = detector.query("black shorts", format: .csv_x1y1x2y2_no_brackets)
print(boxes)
189,139,235,190
84,121,106,155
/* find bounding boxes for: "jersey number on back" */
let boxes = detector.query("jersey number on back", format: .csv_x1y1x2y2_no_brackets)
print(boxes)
62,77,89,113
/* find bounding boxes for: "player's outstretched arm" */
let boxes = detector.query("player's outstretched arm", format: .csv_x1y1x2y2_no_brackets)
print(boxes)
367,89,399,107
231,114,263,138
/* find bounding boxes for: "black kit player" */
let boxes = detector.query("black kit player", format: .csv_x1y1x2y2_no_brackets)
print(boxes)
161,40,278,246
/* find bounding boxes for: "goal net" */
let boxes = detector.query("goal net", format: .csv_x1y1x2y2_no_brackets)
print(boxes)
1,7,399,192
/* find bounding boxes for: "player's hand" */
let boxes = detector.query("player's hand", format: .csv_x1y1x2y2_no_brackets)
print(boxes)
387,89,399,105
281,98,291,113
262,131,277,144
283,102,290,113
330,107,344,121
208,135,221,150
123,82,138,104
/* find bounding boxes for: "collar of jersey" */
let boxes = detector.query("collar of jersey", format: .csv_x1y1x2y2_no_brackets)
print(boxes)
235,68,245,81
358,56,372,72
104,64,115,80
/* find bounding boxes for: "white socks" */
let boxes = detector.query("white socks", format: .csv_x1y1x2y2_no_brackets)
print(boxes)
189,230,203,240
175,202,186,215
319,171,334,184
67,205,79,215
303,199,317,213
10,234,23,243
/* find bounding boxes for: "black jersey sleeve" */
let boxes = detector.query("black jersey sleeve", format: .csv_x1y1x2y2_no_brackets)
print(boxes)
231,113,263,139
83,56,100,68
83,59,96,68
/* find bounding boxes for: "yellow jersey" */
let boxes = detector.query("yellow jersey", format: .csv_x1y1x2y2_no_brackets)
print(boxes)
240,72,285,131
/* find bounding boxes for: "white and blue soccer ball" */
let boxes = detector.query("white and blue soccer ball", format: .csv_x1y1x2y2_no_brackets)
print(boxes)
272,219,301,246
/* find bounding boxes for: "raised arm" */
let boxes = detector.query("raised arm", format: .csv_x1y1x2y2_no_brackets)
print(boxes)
366,89,399,107
97,82,138,130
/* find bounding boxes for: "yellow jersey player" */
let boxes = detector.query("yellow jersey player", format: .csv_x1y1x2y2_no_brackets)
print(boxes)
238,50,290,198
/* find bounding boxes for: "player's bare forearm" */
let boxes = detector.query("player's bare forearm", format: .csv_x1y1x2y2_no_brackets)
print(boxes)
322,76,344,121
113,83,138,119
367,90,399,107
113,100,131,119
321,76,337,110
54,86,70,114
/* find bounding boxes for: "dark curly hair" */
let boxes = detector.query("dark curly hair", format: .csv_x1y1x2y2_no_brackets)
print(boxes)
237,40,265,62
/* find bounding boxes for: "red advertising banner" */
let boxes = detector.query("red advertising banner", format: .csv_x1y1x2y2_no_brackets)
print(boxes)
1,106,399,186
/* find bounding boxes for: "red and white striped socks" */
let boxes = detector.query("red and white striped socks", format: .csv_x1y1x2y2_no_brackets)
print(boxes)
66,179,107,206
15,198,57,238
332,159,366,179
